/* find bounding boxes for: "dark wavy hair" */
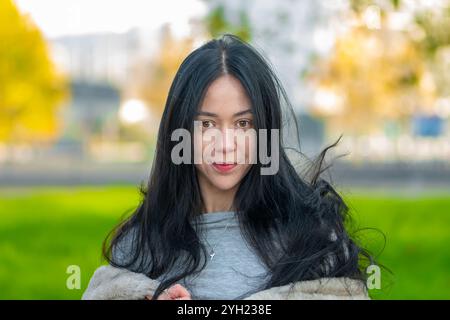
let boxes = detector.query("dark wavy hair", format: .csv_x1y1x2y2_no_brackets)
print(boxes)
103,34,379,300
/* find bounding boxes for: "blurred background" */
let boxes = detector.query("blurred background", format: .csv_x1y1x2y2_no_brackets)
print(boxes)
0,0,449,299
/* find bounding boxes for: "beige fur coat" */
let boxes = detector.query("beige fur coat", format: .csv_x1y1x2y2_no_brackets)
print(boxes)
81,265,370,300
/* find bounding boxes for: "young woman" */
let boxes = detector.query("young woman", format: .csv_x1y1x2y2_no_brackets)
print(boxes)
84,34,375,300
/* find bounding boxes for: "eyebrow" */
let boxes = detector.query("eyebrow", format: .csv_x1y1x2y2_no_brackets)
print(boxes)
196,108,253,117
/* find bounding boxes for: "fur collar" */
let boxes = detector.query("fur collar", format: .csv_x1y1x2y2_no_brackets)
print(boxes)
82,265,370,300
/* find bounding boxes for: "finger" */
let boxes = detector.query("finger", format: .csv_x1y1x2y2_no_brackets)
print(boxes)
169,284,191,297
156,291,172,300
172,293,191,300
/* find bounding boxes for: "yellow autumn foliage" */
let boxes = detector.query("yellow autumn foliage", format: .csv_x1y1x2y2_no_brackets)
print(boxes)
310,25,435,135
0,0,68,143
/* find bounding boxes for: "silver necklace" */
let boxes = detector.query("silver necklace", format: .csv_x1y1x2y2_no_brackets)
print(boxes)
203,215,234,261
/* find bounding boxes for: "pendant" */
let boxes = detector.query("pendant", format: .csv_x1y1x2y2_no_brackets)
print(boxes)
209,251,215,260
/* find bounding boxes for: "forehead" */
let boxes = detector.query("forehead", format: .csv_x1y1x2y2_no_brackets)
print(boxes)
198,75,251,116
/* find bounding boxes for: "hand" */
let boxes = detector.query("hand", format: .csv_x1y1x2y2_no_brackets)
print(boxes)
145,283,192,300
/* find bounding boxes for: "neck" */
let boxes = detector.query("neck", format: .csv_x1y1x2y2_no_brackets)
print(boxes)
198,176,238,214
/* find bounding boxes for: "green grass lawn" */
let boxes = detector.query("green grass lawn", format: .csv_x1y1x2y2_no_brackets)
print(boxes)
0,185,449,299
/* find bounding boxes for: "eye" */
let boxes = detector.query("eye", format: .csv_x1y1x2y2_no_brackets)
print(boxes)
236,119,252,129
201,120,215,129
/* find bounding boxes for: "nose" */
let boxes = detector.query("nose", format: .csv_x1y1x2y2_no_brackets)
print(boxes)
214,127,236,162
220,127,236,152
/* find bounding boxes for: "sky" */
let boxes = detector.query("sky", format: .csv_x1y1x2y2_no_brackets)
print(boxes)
14,0,207,38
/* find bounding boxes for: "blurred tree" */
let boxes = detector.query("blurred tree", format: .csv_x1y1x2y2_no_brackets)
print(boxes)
308,0,450,136
414,2,450,98
127,25,194,120
0,0,68,144
203,3,252,42
350,0,450,97
309,26,432,135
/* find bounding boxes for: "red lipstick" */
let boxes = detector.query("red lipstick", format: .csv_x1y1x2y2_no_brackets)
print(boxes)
212,163,237,173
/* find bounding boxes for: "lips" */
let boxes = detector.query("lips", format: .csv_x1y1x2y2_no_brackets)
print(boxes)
212,163,237,173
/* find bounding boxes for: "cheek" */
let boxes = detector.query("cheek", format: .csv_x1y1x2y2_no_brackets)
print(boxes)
193,131,218,164
193,132,203,162
236,134,257,164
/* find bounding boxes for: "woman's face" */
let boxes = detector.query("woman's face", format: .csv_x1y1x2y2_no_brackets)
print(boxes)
194,74,256,192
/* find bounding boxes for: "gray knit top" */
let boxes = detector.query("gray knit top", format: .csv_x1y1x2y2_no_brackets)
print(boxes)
112,211,270,300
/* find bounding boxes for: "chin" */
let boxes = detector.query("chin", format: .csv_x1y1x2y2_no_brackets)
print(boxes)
196,164,251,192
208,178,241,192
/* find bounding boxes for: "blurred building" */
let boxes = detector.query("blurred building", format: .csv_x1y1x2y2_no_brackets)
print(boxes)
41,28,165,163
50,28,158,86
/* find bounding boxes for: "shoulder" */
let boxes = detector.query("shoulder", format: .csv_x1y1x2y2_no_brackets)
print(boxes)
244,277,370,300
82,264,160,300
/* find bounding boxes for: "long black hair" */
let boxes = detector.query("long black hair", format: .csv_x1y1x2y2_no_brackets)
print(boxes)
103,34,377,299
